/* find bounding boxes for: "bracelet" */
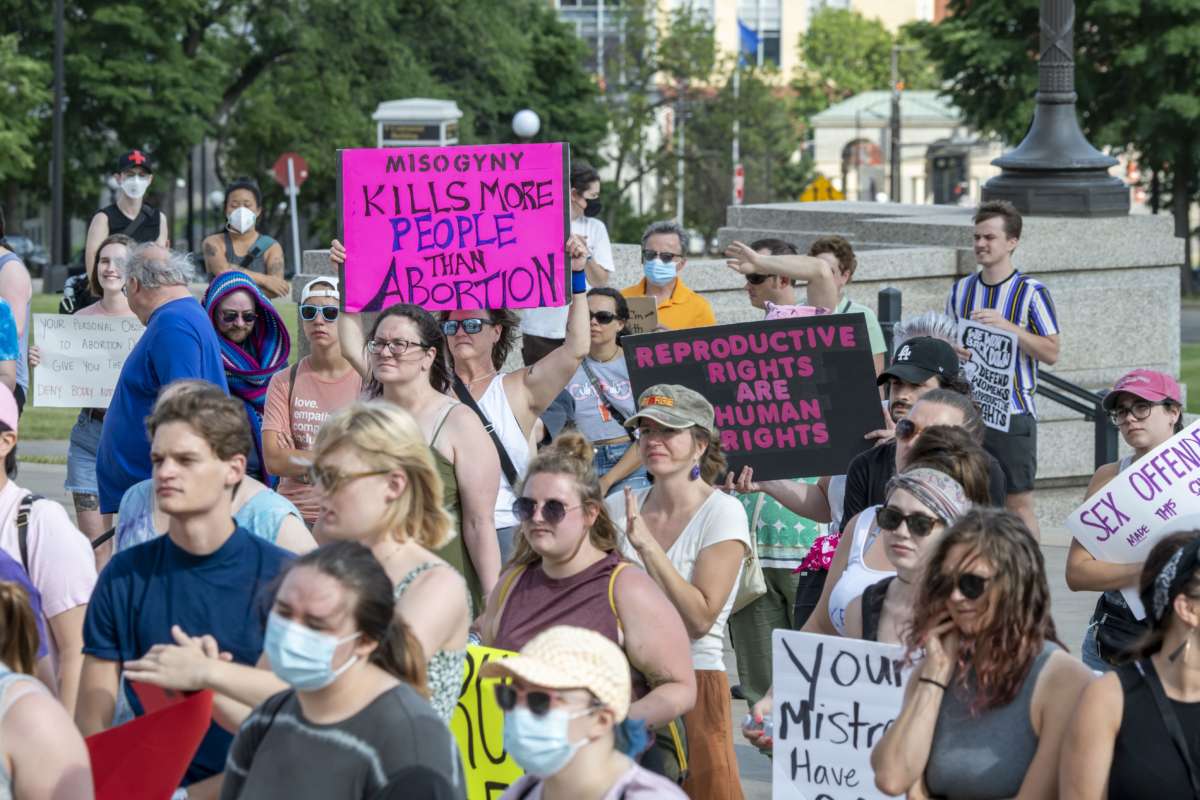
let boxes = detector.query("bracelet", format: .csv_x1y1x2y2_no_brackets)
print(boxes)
572,270,588,293
918,677,948,691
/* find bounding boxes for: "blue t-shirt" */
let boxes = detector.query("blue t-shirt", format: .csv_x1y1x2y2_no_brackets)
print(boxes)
0,299,20,363
82,525,291,784
96,297,228,513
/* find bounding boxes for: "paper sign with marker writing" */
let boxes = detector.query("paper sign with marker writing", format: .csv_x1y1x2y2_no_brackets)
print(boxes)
623,314,885,481
451,645,524,800
32,313,145,408
338,143,570,313
1066,419,1200,616
772,630,909,800
957,319,1017,433
624,295,658,335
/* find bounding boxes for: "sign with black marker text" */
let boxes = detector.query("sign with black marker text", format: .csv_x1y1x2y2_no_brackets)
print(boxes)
957,319,1017,433
32,313,145,408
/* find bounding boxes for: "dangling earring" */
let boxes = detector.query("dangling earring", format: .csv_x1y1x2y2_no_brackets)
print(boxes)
1169,626,1196,663
689,463,701,481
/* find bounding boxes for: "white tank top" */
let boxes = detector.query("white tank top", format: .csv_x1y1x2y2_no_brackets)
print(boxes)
827,506,896,634
477,375,530,529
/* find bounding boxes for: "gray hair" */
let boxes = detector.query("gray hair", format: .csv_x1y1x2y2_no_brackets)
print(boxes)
640,220,688,255
893,311,959,352
124,243,194,288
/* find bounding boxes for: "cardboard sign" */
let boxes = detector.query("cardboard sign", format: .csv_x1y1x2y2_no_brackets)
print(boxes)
32,313,145,408
957,319,1018,432
624,295,659,335
451,645,524,800
1066,419,1200,617
338,143,570,313
623,314,885,481
772,631,910,800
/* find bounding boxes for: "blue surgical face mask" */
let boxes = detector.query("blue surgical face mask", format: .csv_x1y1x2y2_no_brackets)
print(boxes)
503,707,593,778
264,611,361,691
643,257,677,286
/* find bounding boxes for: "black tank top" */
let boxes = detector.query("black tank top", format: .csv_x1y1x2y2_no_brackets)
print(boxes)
100,203,161,243
860,576,894,642
1109,660,1200,798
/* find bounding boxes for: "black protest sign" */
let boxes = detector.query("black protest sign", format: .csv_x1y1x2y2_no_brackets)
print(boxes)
623,314,885,481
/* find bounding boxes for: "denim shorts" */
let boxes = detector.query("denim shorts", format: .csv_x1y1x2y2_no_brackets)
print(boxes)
594,441,650,497
65,411,104,495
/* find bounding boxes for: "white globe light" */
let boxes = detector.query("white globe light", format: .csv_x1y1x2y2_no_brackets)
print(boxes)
209,190,225,209
512,109,541,140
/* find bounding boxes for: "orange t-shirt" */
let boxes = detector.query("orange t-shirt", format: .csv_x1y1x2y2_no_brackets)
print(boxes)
262,358,362,522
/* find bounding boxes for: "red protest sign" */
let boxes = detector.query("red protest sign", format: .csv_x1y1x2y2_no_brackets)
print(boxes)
273,152,309,188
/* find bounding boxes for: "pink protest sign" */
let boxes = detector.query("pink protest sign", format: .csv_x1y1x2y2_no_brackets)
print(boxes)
337,143,570,312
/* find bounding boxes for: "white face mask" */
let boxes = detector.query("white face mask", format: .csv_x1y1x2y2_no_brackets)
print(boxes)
227,206,257,235
120,175,150,199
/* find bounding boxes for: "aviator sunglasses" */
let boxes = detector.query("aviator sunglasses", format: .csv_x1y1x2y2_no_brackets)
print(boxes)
300,304,339,323
219,309,257,325
876,506,942,537
512,497,582,525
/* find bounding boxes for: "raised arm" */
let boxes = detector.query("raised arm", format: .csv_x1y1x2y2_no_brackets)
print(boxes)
723,466,832,522
616,567,697,726
725,240,840,311
83,212,110,283
337,311,370,380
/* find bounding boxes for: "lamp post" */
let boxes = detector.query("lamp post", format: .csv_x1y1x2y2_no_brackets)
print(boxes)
981,0,1128,216
512,109,541,142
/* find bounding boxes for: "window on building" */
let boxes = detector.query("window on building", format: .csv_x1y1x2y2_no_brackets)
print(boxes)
736,0,781,66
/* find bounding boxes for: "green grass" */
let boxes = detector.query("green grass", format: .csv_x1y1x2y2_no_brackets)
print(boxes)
1183,343,1200,414
20,292,302,440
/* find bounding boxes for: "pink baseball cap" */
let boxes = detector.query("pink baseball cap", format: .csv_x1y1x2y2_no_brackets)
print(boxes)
1102,369,1182,411
0,384,18,433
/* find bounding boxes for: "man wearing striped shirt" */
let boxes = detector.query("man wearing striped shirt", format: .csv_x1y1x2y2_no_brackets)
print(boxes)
946,200,1060,539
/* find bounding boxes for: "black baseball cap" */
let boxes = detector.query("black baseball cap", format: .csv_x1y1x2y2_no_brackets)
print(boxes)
878,336,960,386
116,149,153,173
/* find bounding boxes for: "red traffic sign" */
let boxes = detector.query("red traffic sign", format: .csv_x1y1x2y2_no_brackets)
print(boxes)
272,152,309,189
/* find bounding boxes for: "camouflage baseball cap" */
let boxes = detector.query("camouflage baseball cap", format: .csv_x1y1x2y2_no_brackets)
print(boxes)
624,384,715,436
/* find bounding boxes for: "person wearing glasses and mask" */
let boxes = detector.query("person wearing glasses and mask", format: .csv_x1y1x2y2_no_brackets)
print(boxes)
1067,369,1185,672
872,509,1091,800
83,150,169,296
202,178,289,299
262,278,362,528
486,626,687,799
520,161,614,366
621,221,715,331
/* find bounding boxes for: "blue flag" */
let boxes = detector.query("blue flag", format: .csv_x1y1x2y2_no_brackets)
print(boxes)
737,18,759,67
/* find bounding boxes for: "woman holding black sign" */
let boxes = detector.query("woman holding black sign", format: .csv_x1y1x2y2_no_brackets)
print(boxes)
1067,369,1184,672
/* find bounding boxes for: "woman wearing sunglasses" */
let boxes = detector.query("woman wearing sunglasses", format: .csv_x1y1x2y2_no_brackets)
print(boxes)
605,384,750,800
221,542,464,799
872,508,1092,799
559,288,649,497
478,432,695,780
1060,531,1200,800
202,270,290,483
483,625,687,800
262,278,362,529
1067,369,1184,672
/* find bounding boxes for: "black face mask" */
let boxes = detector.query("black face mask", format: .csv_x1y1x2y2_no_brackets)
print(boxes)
583,197,603,218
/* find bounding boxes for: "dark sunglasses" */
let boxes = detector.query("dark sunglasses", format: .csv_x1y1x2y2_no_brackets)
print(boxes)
494,684,599,717
876,506,942,537
744,274,769,285
952,572,990,600
219,310,257,325
300,304,339,323
589,311,621,325
894,417,924,442
441,319,493,336
512,497,581,525
642,249,682,264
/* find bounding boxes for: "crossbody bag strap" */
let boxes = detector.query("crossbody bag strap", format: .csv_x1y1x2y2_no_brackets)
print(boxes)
452,376,520,488
580,360,634,441
16,493,43,573
1136,659,1200,796
122,206,151,241
286,362,300,439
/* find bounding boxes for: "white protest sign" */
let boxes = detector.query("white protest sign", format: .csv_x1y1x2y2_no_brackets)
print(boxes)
624,295,658,335
1066,418,1200,616
32,313,145,409
957,319,1018,433
772,630,910,800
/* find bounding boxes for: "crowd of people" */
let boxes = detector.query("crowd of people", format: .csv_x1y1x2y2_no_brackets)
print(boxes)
0,150,1194,800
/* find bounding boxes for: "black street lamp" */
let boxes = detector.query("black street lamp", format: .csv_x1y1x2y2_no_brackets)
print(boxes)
981,0,1129,216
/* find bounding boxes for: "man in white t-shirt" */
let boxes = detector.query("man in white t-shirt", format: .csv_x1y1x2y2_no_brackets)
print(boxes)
520,161,614,365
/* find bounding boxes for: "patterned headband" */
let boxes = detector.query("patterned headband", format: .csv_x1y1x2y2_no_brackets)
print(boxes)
1150,539,1200,623
886,467,970,524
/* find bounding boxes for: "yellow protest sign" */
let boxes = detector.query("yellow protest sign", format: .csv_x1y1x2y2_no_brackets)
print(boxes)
451,645,524,800
799,175,845,202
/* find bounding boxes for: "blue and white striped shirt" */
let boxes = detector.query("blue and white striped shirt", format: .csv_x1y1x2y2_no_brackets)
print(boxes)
946,270,1060,417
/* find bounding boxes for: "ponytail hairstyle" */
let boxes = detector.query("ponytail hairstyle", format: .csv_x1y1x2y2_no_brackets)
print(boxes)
0,581,40,675
282,542,428,695
364,304,451,395
903,425,993,506
511,432,620,567
1132,530,1200,661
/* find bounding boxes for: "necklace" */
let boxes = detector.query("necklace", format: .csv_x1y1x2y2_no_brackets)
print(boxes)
464,370,498,385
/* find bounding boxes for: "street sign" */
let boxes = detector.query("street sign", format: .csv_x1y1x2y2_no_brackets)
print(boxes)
799,175,845,203
272,152,309,189
733,163,745,205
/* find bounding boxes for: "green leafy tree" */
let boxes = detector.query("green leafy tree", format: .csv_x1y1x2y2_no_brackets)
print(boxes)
0,34,50,185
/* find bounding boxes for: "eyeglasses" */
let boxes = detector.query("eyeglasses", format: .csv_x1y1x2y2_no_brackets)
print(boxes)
366,338,425,356
441,318,494,336
219,310,257,325
876,506,942,537
949,572,991,601
589,311,621,325
1108,400,1170,427
307,465,391,493
642,250,682,264
300,304,339,323
512,497,581,525
894,418,924,442
744,274,769,285
493,684,601,718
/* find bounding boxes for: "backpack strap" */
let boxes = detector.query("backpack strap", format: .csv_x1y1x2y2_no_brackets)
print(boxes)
1135,659,1200,796
285,361,300,442
452,376,521,489
16,493,43,573
487,565,528,644
122,206,151,241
